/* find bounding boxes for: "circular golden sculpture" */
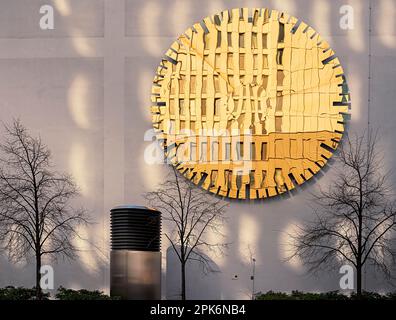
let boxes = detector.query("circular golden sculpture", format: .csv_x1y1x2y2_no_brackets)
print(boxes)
151,8,350,199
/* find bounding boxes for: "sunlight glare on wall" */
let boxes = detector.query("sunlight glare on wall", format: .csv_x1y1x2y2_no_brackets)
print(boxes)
171,0,191,36
71,34,96,57
139,143,165,190
72,225,100,273
347,0,364,52
140,1,164,55
312,0,331,36
54,0,72,16
378,0,396,48
68,74,92,130
139,70,155,122
348,74,361,122
278,221,303,272
55,0,95,56
69,141,89,197
238,213,259,261
205,216,228,268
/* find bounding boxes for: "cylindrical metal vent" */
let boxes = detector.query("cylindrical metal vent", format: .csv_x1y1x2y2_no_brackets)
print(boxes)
110,205,161,300
110,205,161,251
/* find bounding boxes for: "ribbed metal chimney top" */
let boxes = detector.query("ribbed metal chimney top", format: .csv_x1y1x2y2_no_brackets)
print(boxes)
111,205,157,211
110,205,161,252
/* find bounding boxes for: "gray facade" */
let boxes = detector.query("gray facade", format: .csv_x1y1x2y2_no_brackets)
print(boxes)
0,0,395,299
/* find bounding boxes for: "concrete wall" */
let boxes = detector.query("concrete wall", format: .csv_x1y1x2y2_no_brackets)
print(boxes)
0,0,395,299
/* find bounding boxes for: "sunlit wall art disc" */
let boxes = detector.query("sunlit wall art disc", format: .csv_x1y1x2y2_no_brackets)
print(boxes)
150,8,351,200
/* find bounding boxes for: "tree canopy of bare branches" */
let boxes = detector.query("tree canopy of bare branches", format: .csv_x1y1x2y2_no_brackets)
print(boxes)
144,166,228,300
0,120,90,299
289,130,396,297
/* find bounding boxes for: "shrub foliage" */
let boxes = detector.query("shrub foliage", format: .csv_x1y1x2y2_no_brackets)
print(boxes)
255,290,396,300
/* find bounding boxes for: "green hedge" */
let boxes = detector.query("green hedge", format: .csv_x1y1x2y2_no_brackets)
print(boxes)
0,286,49,300
255,290,396,300
1,286,394,300
0,286,118,300
55,286,119,300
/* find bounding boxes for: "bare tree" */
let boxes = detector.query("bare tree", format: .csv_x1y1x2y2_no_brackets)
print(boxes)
289,130,396,297
0,120,90,299
144,166,228,300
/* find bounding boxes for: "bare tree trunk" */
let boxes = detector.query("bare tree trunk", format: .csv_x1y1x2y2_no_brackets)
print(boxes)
35,252,42,300
356,262,362,298
181,261,186,300
357,206,363,298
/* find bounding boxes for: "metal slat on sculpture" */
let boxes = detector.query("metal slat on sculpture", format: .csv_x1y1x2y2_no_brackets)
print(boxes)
151,8,351,200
